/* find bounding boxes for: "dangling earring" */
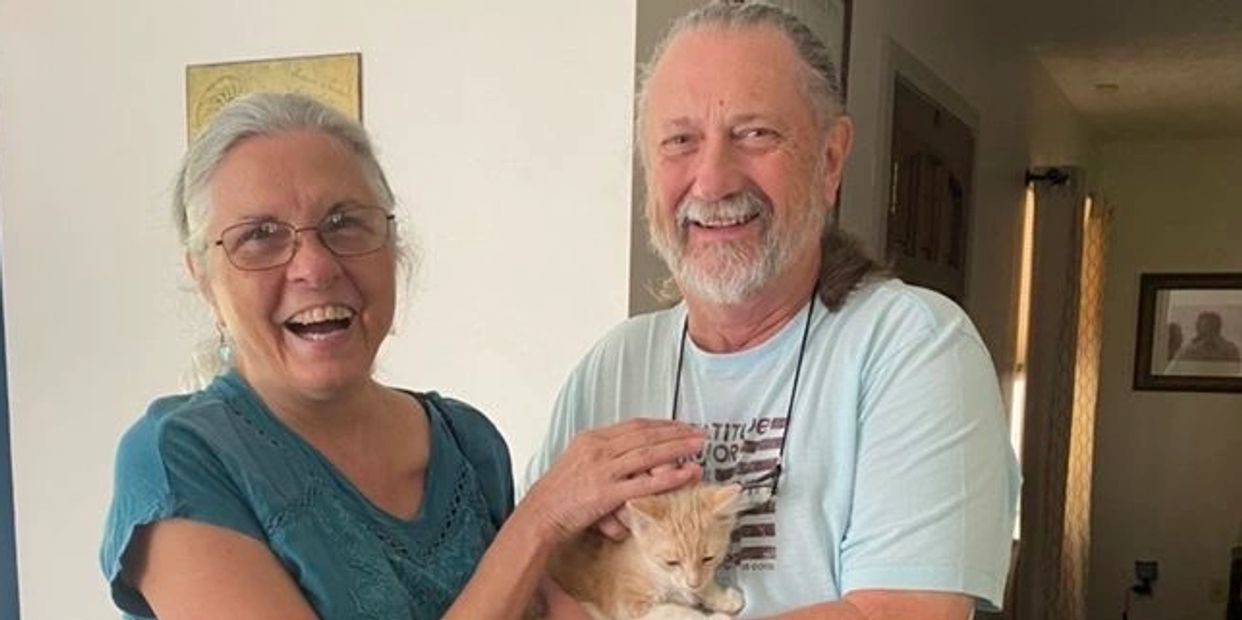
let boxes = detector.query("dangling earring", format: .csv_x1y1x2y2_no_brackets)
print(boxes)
216,323,232,366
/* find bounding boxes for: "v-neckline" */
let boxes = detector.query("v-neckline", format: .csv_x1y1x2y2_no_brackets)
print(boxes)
214,372,444,527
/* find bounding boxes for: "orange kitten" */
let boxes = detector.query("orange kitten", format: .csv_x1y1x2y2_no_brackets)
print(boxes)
549,483,745,620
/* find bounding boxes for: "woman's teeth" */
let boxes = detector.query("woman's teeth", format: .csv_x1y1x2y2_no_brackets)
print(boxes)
285,305,356,338
288,305,355,324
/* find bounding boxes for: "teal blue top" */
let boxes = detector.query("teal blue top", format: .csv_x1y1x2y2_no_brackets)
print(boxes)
100,370,514,620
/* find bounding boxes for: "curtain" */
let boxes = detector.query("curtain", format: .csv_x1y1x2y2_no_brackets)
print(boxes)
1010,178,1110,620
1056,198,1109,619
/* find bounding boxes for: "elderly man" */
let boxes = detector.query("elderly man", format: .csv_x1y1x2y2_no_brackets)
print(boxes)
527,2,1018,619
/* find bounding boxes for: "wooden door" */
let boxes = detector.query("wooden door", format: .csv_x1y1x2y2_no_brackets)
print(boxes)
887,77,975,303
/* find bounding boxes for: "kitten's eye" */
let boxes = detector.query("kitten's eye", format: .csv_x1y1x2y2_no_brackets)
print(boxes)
664,560,681,567
702,556,715,563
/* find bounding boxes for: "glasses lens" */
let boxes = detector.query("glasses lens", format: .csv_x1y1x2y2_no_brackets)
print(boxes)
221,221,295,270
319,206,391,256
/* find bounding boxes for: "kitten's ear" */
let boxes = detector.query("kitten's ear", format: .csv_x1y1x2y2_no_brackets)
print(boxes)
621,498,658,533
705,483,744,517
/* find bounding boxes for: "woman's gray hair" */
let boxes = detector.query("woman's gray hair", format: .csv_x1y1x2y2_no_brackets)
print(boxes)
636,0,846,143
175,92,398,261
176,92,414,388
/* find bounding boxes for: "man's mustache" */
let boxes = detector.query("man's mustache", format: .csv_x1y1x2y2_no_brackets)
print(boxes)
674,190,773,228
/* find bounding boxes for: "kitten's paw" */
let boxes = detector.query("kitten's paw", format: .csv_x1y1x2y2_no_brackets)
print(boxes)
713,587,744,614
706,613,733,620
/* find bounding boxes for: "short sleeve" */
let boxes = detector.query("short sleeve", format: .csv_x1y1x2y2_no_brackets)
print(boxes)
839,296,1019,610
521,367,585,495
100,399,266,617
433,396,515,527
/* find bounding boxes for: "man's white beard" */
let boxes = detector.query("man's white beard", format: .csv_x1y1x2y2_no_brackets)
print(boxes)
649,190,827,305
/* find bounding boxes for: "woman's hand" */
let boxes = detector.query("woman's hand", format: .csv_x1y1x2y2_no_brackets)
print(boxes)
594,462,687,541
519,418,704,545
540,578,593,620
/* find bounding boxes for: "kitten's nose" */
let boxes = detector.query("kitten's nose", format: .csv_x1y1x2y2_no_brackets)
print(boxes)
687,571,705,589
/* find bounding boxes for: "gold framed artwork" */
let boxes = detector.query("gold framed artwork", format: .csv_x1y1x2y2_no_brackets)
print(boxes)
185,52,361,141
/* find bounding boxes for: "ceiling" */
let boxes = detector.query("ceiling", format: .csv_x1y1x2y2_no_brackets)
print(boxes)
1011,0,1242,140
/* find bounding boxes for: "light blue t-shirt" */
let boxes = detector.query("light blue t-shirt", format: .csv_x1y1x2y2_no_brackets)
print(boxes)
101,370,513,620
525,279,1019,618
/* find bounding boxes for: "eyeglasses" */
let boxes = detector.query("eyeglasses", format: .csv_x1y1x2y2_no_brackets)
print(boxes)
213,204,395,271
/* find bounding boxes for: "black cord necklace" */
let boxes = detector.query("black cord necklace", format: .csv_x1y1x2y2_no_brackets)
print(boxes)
670,282,818,495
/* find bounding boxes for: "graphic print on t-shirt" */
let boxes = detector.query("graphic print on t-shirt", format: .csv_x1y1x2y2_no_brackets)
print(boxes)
690,415,786,571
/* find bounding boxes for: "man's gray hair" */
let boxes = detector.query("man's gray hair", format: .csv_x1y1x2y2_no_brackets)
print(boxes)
174,92,398,261
637,0,846,142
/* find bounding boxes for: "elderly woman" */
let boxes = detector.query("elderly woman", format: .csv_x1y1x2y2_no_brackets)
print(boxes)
100,93,703,620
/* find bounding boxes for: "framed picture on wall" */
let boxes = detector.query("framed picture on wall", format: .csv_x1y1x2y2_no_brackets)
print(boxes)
185,52,361,142
1133,272,1242,392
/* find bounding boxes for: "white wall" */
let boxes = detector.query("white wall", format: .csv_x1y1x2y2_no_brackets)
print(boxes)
1088,138,1242,620
0,1,636,618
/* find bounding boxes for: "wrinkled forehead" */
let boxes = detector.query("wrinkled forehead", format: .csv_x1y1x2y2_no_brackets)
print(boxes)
206,130,377,222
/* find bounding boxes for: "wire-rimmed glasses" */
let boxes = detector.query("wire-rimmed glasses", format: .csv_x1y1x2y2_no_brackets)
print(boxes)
213,204,395,271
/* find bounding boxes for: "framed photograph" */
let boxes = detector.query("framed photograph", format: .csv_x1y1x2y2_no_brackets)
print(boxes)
1133,272,1242,392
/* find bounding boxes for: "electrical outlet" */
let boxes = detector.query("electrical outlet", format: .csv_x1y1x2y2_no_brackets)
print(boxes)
1132,560,1159,596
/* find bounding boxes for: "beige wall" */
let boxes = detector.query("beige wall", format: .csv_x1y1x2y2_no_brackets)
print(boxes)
1088,138,1242,620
